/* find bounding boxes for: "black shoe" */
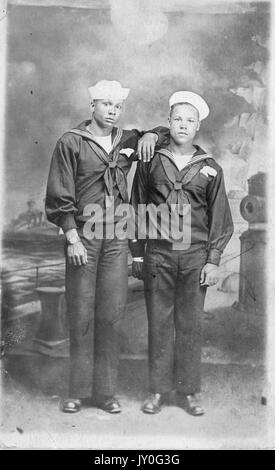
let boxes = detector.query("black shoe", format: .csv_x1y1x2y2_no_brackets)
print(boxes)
141,393,166,414
177,394,204,416
60,398,82,413
95,396,122,414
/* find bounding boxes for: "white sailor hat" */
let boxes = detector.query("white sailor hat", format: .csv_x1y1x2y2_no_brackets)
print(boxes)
169,91,210,120
88,80,130,101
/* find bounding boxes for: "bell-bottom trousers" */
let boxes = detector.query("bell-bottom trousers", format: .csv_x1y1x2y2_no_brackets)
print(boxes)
65,236,128,399
144,240,208,396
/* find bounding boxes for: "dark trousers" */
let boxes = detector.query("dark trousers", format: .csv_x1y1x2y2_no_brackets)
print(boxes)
144,241,207,395
65,237,128,399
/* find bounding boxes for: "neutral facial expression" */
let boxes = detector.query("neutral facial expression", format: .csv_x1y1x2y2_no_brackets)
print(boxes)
169,103,200,146
91,99,124,128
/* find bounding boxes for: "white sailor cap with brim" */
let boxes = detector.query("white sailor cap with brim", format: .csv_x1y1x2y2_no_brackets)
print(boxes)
88,80,130,101
169,91,210,120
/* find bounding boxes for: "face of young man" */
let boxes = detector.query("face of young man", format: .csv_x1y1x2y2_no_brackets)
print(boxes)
91,99,124,129
169,103,200,147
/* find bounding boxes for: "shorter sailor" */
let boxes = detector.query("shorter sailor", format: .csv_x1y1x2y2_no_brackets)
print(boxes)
130,91,234,416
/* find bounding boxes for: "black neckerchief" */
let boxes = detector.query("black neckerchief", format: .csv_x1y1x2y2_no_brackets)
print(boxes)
155,145,213,214
68,125,128,204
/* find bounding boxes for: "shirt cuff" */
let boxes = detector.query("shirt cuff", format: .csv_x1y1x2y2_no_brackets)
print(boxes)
133,257,144,262
59,213,77,233
206,248,221,266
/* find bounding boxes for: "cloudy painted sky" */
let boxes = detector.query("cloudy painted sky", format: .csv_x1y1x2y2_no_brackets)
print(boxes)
5,1,270,220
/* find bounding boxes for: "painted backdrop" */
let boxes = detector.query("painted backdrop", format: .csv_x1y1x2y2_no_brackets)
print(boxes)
5,0,269,222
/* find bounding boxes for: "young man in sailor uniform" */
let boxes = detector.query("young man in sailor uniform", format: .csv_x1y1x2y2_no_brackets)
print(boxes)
45,80,167,414
130,91,234,416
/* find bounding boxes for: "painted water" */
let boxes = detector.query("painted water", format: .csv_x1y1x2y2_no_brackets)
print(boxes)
2,234,65,315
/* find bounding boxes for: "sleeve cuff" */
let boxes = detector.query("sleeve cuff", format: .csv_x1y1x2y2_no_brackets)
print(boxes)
133,257,144,262
59,213,77,232
206,248,221,266
148,126,169,144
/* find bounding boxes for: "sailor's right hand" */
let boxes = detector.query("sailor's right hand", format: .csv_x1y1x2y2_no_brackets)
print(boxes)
137,133,158,162
67,241,88,266
132,260,144,280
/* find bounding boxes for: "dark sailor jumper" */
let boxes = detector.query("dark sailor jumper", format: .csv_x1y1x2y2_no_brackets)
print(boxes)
46,121,144,232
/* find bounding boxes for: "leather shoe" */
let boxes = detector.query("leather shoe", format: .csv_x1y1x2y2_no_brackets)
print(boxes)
95,396,121,414
60,398,82,413
142,393,165,414
177,394,204,416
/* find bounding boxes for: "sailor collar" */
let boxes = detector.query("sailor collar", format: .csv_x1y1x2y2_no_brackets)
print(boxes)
67,120,123,152
156,144,213,170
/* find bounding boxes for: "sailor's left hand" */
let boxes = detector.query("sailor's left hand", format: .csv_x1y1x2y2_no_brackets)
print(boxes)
132,260,144,280
200,263,219,287
137,133,158,162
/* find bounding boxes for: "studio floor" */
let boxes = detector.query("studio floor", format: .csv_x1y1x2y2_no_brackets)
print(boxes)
0,288,274,450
